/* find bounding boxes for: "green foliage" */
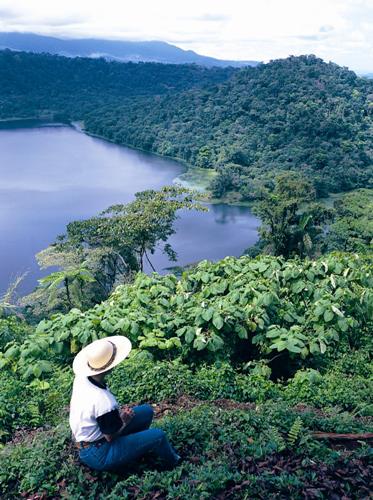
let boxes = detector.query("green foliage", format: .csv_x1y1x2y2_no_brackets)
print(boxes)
251,172,334,257
1,49,372,498
4,253,370,380
38,264,95,309
283,353,373,414
82,55,373,199
1,53,371,201
0,402,371,499
96,186,205,272
0,316,32,350
287,416,303,446
1,351,370,448
24,186,203,317
326,189,373,254
0,368,72,441
0,341,371,497
108,357,279,404
0,49,234,121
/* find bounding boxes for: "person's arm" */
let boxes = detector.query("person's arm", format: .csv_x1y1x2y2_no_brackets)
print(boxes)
103,423,126,442
97,407,135,442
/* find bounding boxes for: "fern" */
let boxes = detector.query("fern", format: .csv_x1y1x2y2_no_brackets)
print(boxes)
27,403,41,427
268,426,286,452
287,416,303,446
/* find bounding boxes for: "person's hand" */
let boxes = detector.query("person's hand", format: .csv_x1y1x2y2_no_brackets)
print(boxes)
120,405,135,425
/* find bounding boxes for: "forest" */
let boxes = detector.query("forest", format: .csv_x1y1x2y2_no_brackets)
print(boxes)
0,49,372,498
0,51,372,199
83,55,373,198
0,50,234,120
0,183,372,498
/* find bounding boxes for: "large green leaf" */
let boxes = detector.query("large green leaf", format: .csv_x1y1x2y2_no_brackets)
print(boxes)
212,314,224,330
202,308,214,322
323,310,334,322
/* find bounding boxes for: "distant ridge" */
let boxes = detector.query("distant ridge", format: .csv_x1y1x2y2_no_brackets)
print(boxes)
0,32,259,67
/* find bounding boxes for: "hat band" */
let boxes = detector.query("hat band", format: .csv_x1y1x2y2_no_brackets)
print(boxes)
87,341,117,372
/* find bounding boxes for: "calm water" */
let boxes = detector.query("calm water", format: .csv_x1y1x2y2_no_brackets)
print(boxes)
0,125,259,295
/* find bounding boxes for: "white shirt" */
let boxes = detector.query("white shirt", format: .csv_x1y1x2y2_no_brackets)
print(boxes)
69,376,119,442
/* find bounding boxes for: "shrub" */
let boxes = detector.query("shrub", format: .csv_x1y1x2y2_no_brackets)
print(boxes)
3,253,372,381
0,368,72,442
283,367,373,414
1,403,371,499
0,316,32,350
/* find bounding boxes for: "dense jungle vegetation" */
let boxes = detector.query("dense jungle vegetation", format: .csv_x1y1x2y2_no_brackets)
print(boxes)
84,55,373,199
0,50,372,498
0,187,372,497
0,51,372,200
0,251,372,498
0,50,234,119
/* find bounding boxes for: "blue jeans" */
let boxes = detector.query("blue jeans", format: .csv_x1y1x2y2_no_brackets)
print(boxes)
78,404,180,471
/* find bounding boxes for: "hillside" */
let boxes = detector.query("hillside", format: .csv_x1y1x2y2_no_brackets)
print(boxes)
0,32,259,67
0,51,372,198
84,55,373,197
0,252,372,498
0,50,235,119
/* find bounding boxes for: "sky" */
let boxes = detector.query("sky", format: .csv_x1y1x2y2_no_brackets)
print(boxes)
0,0,372,73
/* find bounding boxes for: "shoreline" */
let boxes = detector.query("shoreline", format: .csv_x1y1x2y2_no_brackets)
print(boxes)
81,126,255,206
74,125,258,207
0,117,344,210
0,116,253,207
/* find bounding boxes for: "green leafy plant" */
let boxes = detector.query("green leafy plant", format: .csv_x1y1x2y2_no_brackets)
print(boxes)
2,252,371,380
287,417,303,447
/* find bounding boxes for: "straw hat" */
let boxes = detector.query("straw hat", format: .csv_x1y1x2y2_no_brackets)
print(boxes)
73,336,132,376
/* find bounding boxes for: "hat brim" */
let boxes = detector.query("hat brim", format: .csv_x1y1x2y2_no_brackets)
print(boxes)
73,336,132,376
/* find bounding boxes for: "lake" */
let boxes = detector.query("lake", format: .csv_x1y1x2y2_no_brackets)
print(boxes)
0,124,259,295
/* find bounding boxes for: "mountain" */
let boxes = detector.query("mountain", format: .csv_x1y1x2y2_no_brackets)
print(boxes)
0,50,236,120
0,32,259,67
0,51,371,198
83,55,373,197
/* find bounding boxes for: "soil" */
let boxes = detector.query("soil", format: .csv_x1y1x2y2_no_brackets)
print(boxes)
150,395,256,418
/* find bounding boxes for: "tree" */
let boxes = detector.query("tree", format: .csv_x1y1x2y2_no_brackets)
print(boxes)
23,186,204,316
38,265,95,310
252,172,333,258
325,189,373,253
98,186,205,271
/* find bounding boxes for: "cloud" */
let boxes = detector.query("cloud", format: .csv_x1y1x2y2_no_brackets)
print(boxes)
193,13,230,22
0,0,372,72
319,25,334,32
40,15,86,27
0,7,18,19
297,35,323,41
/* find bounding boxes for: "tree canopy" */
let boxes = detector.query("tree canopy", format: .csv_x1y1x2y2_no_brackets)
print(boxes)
83,55,373,198
21,186,204,315
1,51,372,199
249,172,334,258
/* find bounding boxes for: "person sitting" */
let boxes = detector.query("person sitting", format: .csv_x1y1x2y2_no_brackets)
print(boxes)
69,335,181,471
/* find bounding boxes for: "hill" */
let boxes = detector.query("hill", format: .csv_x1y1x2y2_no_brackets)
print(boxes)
0,252,372,498
0,32,259,67
0,50,235,119
84,55,373,197
0,51,372,197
